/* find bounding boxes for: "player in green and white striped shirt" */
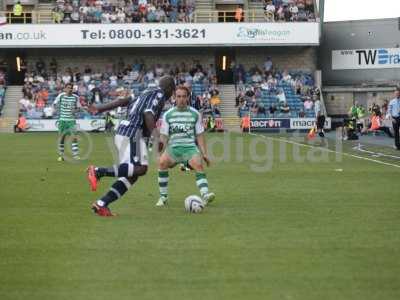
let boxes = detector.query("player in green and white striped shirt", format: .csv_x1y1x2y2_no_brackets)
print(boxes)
53,83,81,161
156,86,215,207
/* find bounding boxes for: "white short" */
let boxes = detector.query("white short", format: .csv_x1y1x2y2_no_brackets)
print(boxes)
114,134,149,166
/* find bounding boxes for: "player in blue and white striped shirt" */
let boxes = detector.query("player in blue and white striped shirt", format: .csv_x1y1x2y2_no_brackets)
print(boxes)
86,76,175,217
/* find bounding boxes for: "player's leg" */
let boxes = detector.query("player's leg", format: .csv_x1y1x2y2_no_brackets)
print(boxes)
156,151,176,207
187,148,215,205
70,124,80,159
92,176,139,217
57,132,67,161
87,134,148,191
91,135,148,216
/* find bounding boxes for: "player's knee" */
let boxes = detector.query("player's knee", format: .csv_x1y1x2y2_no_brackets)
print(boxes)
159,159,169,169
135,165,148,176
127,176,138,185
189,159,203,171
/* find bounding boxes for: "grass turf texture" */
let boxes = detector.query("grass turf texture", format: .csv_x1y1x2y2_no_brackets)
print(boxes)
0,132,399,300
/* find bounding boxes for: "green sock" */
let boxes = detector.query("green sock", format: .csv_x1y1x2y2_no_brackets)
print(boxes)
158,170,169,198
195,172,209,196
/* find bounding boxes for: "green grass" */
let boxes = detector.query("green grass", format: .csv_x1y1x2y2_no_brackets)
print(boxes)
0,132,399,300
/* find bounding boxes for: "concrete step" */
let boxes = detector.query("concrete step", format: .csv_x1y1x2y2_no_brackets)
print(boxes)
2,86,22,119
0,117,15,133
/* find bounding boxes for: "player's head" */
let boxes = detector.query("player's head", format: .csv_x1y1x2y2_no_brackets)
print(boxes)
65,83,73,95
175,86,190,109
159,75,175,99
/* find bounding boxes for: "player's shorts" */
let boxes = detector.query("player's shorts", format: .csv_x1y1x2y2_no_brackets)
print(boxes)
114,134,148,166
58,120,76,135
167,145,200,164
316,115,326,130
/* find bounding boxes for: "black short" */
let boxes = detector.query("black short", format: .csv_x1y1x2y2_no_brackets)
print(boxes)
317,115,325,130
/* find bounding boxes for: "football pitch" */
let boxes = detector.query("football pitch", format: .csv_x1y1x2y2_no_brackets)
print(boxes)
0,132,399,300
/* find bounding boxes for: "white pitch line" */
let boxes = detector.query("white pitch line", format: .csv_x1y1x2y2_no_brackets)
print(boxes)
352,144,400,160
249,133,400,169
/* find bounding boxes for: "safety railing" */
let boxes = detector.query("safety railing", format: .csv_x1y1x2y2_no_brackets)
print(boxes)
0,10,278,24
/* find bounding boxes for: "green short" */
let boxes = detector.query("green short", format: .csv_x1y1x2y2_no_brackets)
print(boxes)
167,145,201,164
58,120,77,135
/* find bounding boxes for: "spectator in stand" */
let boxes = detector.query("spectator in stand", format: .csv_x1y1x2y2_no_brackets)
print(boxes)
303,97,313,110
269,103,277,117
251,71,263,84
264,1,276,21
264,56,273,75
276,88,286,103
235,5,243,22
280,101,290,116
0,84,5,113
36,58,46,75
49,58,58,75
289,2,299,21
43,105,55,119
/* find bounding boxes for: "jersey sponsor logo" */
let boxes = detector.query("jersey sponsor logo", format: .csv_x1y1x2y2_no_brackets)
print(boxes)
170,123,193,134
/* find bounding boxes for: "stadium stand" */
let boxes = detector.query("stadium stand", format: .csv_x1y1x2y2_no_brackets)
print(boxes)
1,0,316,24
20,58,219,120
262,0,316,22
51,0,196,24
234,61,318,118
0,70,7,115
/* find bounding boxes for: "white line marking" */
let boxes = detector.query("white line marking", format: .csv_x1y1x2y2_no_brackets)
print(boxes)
250,133,400,169
352,143,400,160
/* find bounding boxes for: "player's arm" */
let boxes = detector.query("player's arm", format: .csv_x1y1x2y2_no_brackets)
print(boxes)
53,93,61,109
194,113,210,166
143,94,163,136
158,113,169,153
88,97,130,114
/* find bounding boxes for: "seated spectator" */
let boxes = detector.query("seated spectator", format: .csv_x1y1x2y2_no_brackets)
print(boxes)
251,71,263,84
19,96,33,111
264,56,273,75
276,88,286,103
269,103,277,117
303,97,313,110
43,105,55,119
280,101,290,116
258,103,267,117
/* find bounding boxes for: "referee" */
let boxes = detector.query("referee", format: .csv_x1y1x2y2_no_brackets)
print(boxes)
387,87,400,150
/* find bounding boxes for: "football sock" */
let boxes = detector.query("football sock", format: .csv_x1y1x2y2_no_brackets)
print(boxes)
117,163,135,177
195,172,209,196
97,177,136,207
95,166,118,178
71,141,79,157
58,142,64,156
158,170,169,198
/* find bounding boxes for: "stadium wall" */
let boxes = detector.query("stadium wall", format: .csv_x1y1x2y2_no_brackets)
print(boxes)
5,46,317,76
319,18,400,115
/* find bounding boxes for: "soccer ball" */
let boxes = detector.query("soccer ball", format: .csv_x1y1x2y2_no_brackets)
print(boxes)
184,195,204,213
